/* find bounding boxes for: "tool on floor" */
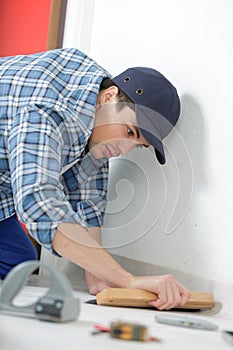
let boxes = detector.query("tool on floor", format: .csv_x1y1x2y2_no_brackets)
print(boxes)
96,288,215,310
155,314,218,330
92,321,160,342
222,330,233,346
0,260,79,322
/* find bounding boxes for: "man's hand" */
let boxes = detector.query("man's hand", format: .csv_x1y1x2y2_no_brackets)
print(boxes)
129,274,190,310
86,272,190,309
53,224,190,310
85,270,114,295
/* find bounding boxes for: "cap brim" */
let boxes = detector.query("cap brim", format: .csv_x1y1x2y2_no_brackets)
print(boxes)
135,105,166,164
139,127,166,164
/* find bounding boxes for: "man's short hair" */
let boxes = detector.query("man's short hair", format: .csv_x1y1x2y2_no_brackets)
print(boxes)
100,78,135,112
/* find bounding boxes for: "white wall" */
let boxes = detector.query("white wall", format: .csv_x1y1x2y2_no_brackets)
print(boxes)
63,0,233,283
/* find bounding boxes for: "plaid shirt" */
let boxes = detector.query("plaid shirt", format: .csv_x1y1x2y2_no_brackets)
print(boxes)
0,48,111,253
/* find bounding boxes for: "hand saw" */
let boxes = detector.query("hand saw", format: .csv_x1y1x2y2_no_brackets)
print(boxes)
95,288,215,310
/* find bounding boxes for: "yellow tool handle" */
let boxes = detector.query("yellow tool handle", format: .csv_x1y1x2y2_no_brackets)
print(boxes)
110,321,148,341
96,288,215,309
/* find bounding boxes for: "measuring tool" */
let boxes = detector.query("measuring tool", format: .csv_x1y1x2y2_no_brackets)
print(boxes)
0,260,79,322
93,322,160,342
110,321,149,341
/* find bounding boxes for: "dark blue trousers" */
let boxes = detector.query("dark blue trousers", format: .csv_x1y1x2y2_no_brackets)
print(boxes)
0,215,38,279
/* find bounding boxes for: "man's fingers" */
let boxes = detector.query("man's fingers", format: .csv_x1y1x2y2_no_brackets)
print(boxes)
130,274,190,311
149,280,188,310
179,285,191,306
150,287,168,310
157,283,182,310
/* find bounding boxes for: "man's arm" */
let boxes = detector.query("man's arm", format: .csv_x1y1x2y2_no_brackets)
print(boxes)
53,223,133,288
84,227,116,295
52,222,191,310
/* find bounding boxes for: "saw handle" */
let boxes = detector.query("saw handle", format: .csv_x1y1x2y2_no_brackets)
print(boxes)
96,288,215,310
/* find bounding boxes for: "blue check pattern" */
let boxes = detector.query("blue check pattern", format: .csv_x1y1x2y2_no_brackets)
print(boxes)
0,48,111,253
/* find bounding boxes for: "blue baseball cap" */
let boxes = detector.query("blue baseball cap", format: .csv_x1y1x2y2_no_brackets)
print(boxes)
113,67,181,164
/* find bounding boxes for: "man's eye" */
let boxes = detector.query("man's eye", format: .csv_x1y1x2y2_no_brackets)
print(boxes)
127,127,134,136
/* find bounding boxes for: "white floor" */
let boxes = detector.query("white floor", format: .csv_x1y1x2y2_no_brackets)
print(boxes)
1,279,233,350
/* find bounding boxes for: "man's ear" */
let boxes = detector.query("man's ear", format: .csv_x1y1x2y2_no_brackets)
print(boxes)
100,86,119,103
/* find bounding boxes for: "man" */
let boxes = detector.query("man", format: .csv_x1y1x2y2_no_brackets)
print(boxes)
0,48,190,310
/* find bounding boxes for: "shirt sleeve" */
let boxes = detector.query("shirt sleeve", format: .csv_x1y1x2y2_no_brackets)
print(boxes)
8,105,93,254
61,153,109,228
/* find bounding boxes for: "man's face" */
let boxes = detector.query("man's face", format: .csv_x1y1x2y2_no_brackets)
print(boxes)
88,87,149,159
